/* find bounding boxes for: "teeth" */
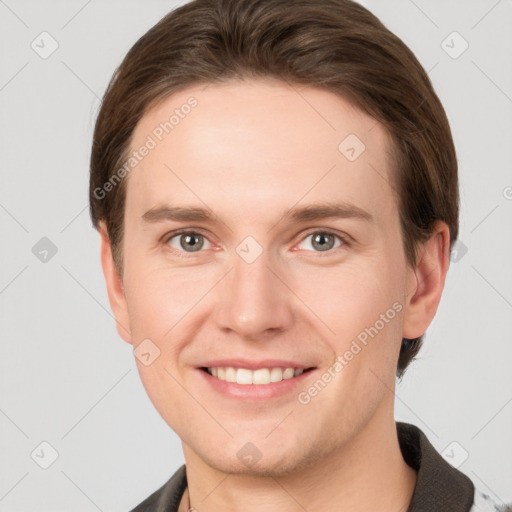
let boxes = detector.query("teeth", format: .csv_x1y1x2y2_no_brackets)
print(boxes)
225,367,236,383
207,366,305,385
253,368,270,384
236,368,252,385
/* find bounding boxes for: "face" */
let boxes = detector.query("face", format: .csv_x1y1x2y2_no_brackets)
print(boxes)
101,78,442,476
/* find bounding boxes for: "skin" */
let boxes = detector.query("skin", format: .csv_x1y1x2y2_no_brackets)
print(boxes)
99,77,450,512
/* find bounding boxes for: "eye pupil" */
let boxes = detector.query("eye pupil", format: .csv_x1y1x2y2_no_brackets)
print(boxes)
312,233,335,251
180,233,203,251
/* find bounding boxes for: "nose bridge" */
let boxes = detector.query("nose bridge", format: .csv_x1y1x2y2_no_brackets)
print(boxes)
214,241,294,338
232,249,273,302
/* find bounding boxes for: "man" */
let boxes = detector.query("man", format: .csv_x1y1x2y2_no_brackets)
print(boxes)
89,0,510,510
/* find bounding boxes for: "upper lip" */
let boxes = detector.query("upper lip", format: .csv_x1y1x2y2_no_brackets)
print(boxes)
198,359,315,370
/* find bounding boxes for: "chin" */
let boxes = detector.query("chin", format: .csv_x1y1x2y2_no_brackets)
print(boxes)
207,455,301,478
198,437,324,478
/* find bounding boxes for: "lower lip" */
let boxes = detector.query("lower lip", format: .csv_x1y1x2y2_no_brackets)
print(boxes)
197,368,316,400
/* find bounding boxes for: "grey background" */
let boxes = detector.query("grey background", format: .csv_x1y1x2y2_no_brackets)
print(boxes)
0,0,511,510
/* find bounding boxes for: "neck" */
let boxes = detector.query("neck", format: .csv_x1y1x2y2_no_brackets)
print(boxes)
178,402,417,512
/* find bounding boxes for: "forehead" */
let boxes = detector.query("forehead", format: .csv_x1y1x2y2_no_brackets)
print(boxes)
125,78,397,226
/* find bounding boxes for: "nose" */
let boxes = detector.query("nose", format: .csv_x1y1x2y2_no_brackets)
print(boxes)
213,248,295,340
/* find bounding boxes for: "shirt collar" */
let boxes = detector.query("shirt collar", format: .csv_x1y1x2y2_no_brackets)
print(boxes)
397,421,474,511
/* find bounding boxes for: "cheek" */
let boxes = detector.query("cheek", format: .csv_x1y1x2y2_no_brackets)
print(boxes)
289,260,399,337
290,257,405,389
123,266,199,425
124,261,211,338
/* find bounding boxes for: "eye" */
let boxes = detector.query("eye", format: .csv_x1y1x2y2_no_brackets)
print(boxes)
166,231,212,253
296,231,344,252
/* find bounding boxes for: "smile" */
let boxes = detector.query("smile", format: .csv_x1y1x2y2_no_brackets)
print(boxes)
203,366,312,385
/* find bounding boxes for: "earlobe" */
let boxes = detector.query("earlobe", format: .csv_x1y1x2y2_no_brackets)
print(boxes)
98,221,132,345
402,222,451,339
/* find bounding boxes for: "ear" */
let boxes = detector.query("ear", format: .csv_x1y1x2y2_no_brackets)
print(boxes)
98,221,132,345
402,221,451,339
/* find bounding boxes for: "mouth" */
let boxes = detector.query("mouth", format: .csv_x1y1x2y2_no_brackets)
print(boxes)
199,366,316,385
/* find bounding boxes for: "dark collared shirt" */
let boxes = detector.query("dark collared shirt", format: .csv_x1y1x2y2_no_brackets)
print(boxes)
130,421,506,511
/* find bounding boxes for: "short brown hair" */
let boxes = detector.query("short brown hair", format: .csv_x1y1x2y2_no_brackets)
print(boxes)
89,0,459,379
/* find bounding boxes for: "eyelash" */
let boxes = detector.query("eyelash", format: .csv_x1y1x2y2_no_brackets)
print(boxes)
161,228,350,257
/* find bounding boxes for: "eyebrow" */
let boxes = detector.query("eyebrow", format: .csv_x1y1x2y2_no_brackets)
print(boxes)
142,206,214,224
282,203,373,223
141,202,373,226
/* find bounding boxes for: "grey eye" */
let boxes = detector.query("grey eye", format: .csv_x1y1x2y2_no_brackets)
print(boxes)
168,232,210,252
298,232,343,252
